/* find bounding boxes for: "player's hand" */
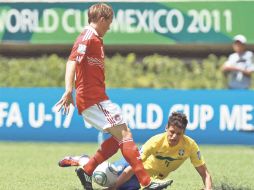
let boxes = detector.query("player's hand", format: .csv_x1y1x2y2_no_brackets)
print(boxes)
55,91,75,115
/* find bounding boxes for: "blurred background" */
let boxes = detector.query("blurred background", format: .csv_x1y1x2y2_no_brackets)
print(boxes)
0,0,254,189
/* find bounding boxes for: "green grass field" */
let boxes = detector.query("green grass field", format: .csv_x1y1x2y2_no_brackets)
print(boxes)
1,142,253,190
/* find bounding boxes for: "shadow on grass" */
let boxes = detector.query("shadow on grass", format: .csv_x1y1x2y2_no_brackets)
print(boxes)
214,182,252,190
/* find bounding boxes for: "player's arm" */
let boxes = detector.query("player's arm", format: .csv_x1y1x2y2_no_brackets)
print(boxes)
195,164,212,190
190,141,213,190
111,165,134,189
55,60,76,114
55,35,90,114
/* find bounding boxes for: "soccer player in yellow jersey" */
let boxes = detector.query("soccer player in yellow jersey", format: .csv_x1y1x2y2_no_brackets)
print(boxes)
112,112,212,190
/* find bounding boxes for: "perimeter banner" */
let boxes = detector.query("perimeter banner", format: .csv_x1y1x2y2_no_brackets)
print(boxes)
0,1,254,45
0,88,254,144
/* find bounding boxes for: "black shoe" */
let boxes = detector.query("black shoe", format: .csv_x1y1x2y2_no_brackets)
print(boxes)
75,167,93,190
143,179,173,190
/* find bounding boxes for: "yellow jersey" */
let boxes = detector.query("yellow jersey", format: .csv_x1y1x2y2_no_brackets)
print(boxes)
141,132,205,179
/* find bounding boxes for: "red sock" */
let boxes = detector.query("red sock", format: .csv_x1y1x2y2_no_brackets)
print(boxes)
119,138,151,187
84,136,119,175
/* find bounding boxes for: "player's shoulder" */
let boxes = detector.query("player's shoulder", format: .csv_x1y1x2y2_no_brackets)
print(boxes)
182,135,197,146
75,26,100,44
83,26,101,42
150,132,166,141
146,133,167,148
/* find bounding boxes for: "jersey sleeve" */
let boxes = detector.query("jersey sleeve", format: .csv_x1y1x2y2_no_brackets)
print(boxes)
140,135,158,162
189,141,205,167
68,37,91,63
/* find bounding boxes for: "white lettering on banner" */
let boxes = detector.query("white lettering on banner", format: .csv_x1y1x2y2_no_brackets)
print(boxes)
112,9,125,33
147,103,163,129
0,10,6,32
121,103,163,129
21,9,34,33
0,8,232,34
125,9,136,33
166,9,184,33
43,9,58,33
32,10,43,33
136,104,146,129
136,10,150,32
169,104,213,130
122,103,136,128
29,102,74,128
111,9,232,34
0,102,8,127
0,102,23,127
62,9,76,33
0,8,59,33
5,9,20,33
2,100,254,132
29,103,46,128
78,11,87,32
220,105,254,131
52,104,74,128
6,102,23,127
200,105,214,130
154,9,167,33
61,9,88,33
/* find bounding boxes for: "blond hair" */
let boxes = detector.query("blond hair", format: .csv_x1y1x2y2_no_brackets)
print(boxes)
88,3,114,24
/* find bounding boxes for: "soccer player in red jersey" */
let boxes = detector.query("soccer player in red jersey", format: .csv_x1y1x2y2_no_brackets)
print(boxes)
55,3,172,190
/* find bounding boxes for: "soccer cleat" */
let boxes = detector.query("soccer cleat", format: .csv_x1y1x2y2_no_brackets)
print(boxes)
58,156,79,167
75,167,93,190
143,179,173,190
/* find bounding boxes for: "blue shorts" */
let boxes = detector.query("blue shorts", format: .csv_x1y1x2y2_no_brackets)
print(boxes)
113,158,140,190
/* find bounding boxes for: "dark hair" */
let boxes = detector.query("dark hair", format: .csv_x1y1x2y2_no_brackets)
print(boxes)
167,112,188,130
88,3,114,24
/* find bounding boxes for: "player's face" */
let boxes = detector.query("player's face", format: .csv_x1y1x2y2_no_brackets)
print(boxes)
99,16,113,37
166,125,184,146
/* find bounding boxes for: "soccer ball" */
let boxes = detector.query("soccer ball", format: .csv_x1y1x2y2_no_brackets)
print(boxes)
92,161,118,187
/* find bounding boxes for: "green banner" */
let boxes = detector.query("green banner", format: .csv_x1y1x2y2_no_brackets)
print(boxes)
0,1,254,45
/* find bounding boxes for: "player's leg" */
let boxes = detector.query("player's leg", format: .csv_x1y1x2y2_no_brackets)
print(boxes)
83,135,119,175
76,101,121,190
107,124,150,187
75,135,119,190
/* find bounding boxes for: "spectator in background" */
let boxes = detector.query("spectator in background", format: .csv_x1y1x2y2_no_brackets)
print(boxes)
222,34,254,89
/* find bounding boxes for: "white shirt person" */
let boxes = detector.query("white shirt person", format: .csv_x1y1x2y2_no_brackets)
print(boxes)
222,34,254,89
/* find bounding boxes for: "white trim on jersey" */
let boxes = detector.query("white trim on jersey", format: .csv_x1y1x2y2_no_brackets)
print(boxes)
82,29,93,41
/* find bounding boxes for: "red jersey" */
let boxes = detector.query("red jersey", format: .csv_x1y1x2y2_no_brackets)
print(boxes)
68,26,108,114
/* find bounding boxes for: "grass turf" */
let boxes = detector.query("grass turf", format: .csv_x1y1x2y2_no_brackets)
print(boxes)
1,142,253,190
